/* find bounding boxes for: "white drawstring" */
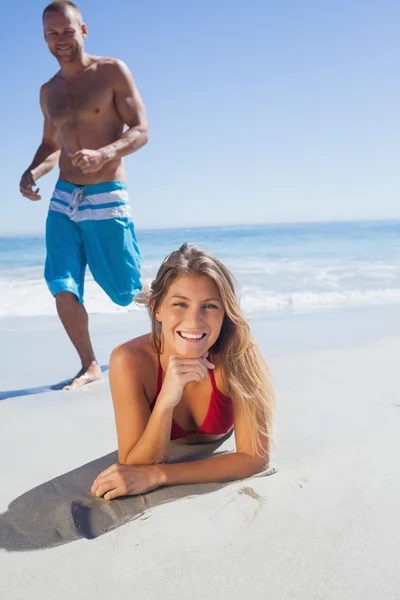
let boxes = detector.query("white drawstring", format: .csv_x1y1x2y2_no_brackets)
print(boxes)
69,187,84,222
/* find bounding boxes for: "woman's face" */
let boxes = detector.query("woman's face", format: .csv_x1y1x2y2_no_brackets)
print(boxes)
155,273,225,358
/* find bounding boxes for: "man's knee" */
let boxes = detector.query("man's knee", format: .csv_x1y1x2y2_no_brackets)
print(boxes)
55,291,80,306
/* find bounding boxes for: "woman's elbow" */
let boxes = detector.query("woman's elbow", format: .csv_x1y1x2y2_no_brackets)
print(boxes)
118,447,169,466
248,454,270,476
118,443,137,465
118,450,129,464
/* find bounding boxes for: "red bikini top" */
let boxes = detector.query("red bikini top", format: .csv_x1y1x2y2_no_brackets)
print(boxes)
150,355,234,440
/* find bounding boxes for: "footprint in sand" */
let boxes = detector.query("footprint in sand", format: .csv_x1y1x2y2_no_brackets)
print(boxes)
206,486,266,540
145,483,273,551
195,468,277,545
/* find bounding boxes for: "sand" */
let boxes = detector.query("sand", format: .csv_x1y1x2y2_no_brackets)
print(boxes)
0,308,399,599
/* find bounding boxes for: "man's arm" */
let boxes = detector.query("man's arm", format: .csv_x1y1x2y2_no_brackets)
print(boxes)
70,60,149,173
20,85,61,201
102,59,149,160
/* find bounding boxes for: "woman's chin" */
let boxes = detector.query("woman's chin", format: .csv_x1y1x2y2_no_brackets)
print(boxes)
175,342,210,359
178,350,206,359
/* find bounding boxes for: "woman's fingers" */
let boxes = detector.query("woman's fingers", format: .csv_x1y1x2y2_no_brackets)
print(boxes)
179,358,212,375
91,464,123,493
201,358,215,370
92,480,118,498
181,371,202,385
168,356,215,384
92,472,128,498
91,466,163,501
176,364,208,381
104,488,121,501
90,472,106,493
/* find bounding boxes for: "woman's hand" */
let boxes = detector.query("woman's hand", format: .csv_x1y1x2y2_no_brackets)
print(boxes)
91,463,165,501
159,354,215,408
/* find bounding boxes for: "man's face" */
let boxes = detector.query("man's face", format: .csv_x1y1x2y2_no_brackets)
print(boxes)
43,9,87,64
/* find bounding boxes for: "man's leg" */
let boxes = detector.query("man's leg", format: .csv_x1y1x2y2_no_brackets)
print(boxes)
81,216,143,307
55,292,102,390
45,197,102,390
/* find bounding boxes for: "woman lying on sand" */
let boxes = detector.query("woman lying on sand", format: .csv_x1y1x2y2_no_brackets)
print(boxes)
91,243,275,500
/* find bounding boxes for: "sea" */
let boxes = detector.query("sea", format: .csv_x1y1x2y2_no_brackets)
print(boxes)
1,220,400,319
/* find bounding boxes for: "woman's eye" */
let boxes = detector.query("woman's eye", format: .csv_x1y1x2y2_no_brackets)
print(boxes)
173,302,187,308
203,304,218,309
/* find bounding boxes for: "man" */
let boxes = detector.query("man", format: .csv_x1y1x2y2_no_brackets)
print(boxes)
20,1,149,390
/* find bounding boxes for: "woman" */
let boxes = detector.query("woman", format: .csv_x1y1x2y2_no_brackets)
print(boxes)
91,243,275,500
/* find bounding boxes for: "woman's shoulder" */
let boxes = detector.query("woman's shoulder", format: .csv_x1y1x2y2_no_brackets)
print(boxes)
110,334,156,373
109,335,159,402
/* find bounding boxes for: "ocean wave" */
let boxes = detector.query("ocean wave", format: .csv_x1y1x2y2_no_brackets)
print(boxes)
2,274,400,318
241,287,400,313
229,258,400,278
0,276,142,318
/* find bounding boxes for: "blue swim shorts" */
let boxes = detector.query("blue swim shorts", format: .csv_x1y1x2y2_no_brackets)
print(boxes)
45,180,142,306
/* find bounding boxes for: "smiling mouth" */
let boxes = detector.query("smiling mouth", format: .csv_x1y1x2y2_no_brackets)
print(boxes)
177,332,206,340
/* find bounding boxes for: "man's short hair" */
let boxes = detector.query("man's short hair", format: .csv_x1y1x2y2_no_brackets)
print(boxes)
42,1,83,24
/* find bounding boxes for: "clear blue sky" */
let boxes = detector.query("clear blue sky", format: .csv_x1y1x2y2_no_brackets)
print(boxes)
1,0,399,234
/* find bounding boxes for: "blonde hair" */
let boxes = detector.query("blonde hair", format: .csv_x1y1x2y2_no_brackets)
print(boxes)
137,243,275,453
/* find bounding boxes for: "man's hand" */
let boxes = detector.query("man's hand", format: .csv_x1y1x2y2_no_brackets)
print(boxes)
69,149,108,174
20,169,41,201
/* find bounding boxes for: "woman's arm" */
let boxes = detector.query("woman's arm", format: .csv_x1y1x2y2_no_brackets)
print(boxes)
109,345,212,466
109,345,174,465
91,390,270,500
159,452,266,485
160,396,269,484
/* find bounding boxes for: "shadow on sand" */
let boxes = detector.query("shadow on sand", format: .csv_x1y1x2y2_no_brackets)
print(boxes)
0,434,240,552
0,366,109,401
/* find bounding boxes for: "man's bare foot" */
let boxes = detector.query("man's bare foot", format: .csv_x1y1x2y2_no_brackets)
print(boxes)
63,361,102,391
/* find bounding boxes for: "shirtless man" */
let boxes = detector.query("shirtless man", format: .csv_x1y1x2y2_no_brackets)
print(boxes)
19,1,149,390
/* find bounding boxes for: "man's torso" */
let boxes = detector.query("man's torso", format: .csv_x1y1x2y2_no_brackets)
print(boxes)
43,56,125,185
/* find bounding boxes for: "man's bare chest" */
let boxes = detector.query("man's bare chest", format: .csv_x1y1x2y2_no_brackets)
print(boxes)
46,77,114,126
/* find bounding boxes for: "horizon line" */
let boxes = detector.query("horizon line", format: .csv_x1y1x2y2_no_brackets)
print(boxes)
1,216,400,238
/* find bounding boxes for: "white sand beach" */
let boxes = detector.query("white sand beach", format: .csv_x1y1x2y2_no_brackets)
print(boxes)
0,307,399,599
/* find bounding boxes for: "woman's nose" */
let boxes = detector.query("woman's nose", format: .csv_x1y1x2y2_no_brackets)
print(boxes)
186,308,203,327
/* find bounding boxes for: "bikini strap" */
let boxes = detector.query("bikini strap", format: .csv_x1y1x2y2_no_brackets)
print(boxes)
208,366,218,392
208,362,230,401
157,354,163,393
